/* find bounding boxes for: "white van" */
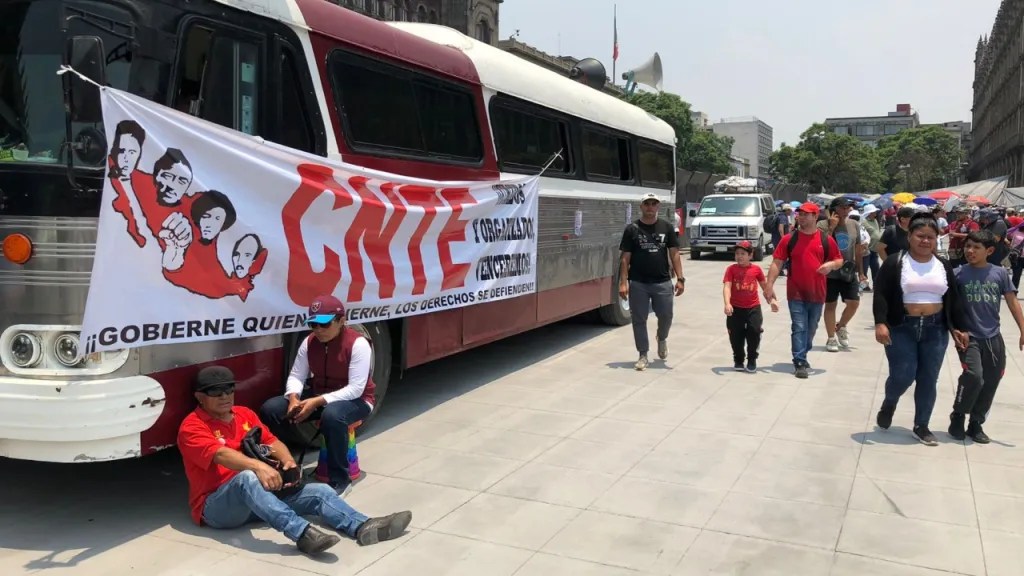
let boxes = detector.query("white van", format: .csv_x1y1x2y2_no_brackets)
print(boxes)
687,193,776,261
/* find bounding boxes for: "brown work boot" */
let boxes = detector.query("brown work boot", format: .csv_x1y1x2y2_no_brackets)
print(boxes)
356,511,412,546
297,524,340,555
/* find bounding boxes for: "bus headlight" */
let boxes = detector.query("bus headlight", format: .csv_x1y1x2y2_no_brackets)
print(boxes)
10,332,42,368
54,333,83,367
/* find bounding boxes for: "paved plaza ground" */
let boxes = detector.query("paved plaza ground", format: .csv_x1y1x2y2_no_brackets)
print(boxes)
3,254,1024,575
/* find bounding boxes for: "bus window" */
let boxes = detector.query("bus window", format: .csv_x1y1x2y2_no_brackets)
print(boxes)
490,100,569,174
277,49,314,153
175,25,261,136
329,50,482,163
638,141,674,189
583,128,631,182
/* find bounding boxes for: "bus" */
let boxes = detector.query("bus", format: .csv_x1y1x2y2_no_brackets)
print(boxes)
0,0,676,463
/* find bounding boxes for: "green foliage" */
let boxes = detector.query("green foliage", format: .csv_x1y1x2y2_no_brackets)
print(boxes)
768,123,885,195
625,91,734,175
875,126,963,192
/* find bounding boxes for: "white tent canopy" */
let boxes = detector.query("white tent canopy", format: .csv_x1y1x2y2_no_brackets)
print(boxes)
917,176,1010,204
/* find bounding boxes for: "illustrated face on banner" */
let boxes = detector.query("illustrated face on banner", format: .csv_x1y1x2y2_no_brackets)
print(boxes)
190,190,237,246
199,207,227,241
156,163,192,204
232,234,261,277
115,134,142,178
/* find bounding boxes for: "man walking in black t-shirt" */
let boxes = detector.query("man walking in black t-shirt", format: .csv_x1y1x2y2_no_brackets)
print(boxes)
619,193,685,370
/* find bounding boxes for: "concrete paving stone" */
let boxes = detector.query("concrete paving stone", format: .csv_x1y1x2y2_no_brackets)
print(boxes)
430,492,579,550
446,426,562,461
671,530,834,576
3,535,232,575
603,401,700,427
487,462,621,509
981,529,1024,576
342,477,477,530
856,428,970,462
969,461,1024,497
512,553,648,576
531,392,622,416
847,475,978,528
748,437,860,476
569,417,676,449
391,450,524,491
541,510,699,574
626,449,752,490
679,408,779,438
829,553,972,576
730,463,855,507
589,475,727,528
767,418,863,448
476,406,593,437
347,441,445,476
355,531,531,576
533,437,649,473
416,399,521,427
974,492,1024,534
704,492,846,550
966,439,1024,468
837,510,985,576
655,427,765,459
856,449,973,490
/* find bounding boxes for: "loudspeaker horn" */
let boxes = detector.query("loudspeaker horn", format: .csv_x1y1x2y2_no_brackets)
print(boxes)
622,52,663,95
569,58,607,91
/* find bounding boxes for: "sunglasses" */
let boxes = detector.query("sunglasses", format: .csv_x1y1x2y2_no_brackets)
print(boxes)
202,384,235,397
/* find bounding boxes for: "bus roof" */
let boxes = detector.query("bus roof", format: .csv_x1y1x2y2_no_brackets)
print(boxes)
387,22,676,147
211,0,480,84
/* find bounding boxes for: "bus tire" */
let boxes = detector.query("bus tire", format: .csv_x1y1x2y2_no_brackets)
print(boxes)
754,246,764,261
349,321,392,420
598,282,631,326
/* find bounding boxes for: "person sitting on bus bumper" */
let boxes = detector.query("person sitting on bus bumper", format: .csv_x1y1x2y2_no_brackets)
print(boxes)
177,366,410,556
260,294,374,494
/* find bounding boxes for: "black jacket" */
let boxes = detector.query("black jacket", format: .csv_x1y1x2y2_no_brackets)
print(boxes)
872,252,968,330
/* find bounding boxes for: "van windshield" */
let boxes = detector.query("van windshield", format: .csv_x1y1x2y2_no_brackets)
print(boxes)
0,0,132,166
698,196,760,216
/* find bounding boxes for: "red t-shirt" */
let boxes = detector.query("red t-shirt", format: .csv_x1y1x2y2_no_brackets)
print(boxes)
773,231,841,304
949,219,980,251
176,406,278,525
723,264,765,308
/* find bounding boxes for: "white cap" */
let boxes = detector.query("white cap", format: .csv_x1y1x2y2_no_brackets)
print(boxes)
640,193,660,203
849,209,861,218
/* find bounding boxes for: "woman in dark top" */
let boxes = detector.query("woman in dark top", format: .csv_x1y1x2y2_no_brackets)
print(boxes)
873,213,969,446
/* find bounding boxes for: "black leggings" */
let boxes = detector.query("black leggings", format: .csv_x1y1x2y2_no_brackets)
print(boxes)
727,306,764,363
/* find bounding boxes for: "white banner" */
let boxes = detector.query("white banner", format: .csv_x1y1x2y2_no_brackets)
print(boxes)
80,87,538,354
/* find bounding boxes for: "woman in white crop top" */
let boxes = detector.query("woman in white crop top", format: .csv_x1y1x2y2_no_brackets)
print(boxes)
873,212,969,447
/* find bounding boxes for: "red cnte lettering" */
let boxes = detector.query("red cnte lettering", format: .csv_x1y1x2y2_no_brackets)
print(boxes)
438,187,477,290
397,185,445,295
282,163,352,305
345,177,408,302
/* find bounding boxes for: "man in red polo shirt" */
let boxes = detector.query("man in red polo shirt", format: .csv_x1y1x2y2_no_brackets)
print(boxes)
260,295,375,494
177,366,411,556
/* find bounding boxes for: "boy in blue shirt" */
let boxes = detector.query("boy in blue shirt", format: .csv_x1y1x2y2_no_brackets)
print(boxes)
949,230,1024,443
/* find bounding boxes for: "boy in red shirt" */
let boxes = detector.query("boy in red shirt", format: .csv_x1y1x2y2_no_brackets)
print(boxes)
724,240,779,372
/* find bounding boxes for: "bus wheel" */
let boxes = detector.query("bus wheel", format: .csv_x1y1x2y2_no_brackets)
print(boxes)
598,281,631,326
754,246,764,261
349,321,392,420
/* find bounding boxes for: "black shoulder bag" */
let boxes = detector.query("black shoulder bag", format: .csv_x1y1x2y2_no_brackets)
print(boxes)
240,426,303,498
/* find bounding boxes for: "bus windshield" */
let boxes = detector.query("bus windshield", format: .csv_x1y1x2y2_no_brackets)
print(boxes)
0,0,131,166
698,196,760,216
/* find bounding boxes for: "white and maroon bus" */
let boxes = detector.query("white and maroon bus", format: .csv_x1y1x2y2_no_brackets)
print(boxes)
0,0,676,462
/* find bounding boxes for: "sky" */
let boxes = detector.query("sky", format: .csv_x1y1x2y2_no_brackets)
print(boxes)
500,0,1003,149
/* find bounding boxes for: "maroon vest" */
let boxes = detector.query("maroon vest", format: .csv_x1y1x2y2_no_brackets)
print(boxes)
306,327,376,405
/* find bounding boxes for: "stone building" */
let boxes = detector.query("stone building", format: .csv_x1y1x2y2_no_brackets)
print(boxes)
331,0,502,45
970,0,1024,184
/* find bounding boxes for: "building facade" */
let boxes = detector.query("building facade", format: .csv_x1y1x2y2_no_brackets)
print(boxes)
332,0,502,45
825,104,920,148
691,111,710,131
712,117,773,178
729,155,751,178
971,0,1024,185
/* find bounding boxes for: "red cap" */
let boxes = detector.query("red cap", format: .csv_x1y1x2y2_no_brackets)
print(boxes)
797,202,820,215
307,294,345,324
735,240,754,252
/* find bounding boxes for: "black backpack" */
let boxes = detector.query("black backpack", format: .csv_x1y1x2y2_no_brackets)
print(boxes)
786,229,830,262
762,213,778,234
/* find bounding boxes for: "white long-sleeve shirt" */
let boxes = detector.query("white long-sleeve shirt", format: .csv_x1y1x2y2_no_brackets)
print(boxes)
285,336,374,409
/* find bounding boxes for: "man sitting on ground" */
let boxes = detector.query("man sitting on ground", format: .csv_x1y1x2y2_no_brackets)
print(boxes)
177,365,411,556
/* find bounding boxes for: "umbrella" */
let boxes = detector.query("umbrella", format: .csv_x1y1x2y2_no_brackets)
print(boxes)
789,201,801,208
872,196,894,210
913,197,938,206
929,190,959,201
967,195,991,205
843,195,866,203
892,192,916,204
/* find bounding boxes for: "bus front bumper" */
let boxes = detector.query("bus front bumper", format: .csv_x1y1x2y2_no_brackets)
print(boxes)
0,374,165,463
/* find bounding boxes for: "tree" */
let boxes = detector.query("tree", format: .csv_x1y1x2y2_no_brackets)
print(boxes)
625,91,734,175
768,123,885,194
875,126,963,192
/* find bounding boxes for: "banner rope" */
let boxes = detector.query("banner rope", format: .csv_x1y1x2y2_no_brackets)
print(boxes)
56,65,105,89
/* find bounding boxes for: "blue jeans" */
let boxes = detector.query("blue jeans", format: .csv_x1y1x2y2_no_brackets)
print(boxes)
261,397,371,486
202,470,368,541
789,300,824,366
882,314,950,427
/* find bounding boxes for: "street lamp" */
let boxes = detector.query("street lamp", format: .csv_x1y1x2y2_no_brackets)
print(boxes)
898,163,911,191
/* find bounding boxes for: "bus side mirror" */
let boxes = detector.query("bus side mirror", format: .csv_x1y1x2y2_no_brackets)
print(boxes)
688,210,696,218
65,36,106,123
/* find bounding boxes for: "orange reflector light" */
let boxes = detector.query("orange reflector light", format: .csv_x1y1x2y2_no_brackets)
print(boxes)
2,233,32,265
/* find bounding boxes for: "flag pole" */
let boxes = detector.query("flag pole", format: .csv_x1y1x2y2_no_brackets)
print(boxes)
612,4,617,83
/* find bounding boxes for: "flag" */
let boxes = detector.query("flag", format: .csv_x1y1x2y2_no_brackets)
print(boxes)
613,5,619,62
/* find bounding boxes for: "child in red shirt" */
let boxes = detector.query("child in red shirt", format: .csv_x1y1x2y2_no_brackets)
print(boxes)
724,241,779,372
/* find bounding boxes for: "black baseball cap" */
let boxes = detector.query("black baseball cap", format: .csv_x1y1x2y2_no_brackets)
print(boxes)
829,197,853,210
194,366,236,393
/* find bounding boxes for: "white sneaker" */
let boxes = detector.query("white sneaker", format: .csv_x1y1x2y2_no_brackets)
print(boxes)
837,326,850,349
635,355,649,371
826,337,840,352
